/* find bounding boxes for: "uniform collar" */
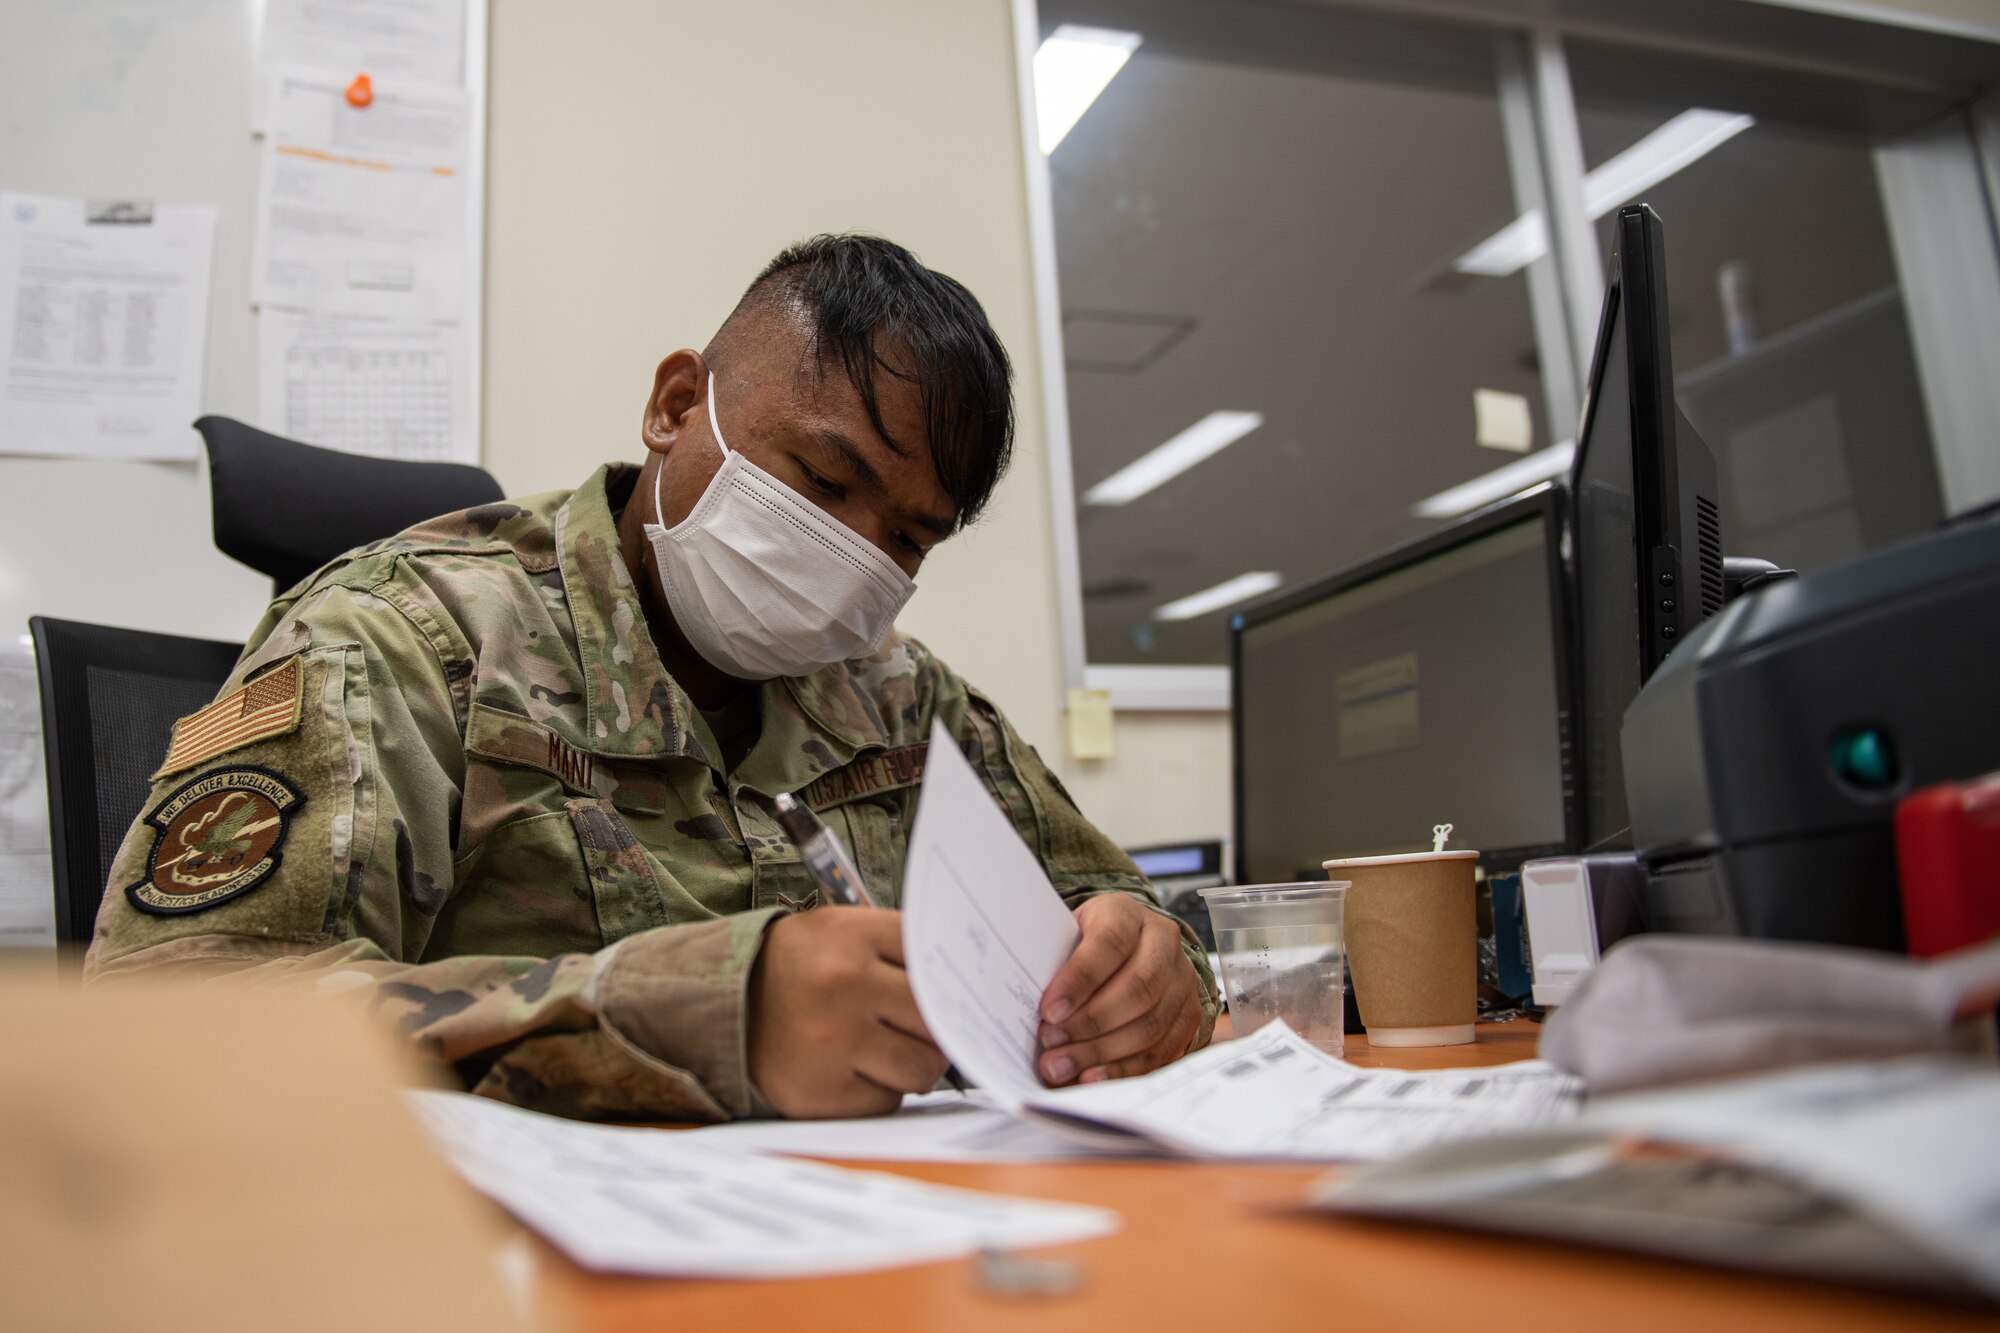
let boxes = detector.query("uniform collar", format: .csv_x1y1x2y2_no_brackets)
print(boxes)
554,464,706,763
556,463,900,781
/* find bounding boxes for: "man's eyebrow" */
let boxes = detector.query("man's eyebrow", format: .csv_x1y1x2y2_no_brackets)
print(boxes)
806,428,957,539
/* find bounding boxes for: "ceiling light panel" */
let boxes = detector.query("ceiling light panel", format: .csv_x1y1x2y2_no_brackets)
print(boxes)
1083,410,1264,507
1153,571,1284,622
1454,109,1755,278
1034,25,1142,155
1412,442,1574,519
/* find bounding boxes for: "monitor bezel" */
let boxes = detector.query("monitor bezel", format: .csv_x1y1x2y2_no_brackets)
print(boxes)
1227,484,1579,884
1571,202,1696,680
1568,202,1724,852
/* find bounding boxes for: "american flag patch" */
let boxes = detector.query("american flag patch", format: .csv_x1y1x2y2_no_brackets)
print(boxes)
152,656,306,779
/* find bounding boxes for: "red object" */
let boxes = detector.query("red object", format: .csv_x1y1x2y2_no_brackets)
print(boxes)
1896,770,2000,956
345,73,373,108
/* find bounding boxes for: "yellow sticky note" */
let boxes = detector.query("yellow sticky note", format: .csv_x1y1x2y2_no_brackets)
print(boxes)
1065,688,1115,760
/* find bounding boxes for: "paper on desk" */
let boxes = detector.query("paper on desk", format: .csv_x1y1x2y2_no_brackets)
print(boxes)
0,193,215,461
0,637,54,948
680,1090,1120,1163
1020,1019,1582,1161
257,309,473,462
901,718,1081,1102
254,69,470,322
1583,1056,2000,1297
407,1091,1117,1278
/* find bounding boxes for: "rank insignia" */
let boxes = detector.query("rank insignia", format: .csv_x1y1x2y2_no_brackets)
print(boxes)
126,767,304,916
774,889,820,914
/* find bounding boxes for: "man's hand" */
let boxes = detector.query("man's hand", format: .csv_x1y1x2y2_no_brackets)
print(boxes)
748,908,949,1118
1037,895,1203,1086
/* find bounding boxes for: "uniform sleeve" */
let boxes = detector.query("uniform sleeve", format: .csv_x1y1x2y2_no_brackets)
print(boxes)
84,574,780,1123
930,672,1221,1054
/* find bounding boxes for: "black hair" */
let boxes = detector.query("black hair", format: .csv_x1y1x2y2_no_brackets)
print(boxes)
731,234,1014,528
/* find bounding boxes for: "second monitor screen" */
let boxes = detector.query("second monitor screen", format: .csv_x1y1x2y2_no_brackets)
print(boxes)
1237,512,1568,883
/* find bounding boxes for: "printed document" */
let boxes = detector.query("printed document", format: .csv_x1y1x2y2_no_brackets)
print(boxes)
681,1090,1106,1163
1321,1056,2000,1303
407,1091,1117,1278
254,69,470,322
1020,1018,1581,1160
257,310,472,461
901,718,1080,1101
256,0,467,129
0,193,215,461
896,722,1576,1161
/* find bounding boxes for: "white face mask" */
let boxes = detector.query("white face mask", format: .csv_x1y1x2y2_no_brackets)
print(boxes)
643,373,917,681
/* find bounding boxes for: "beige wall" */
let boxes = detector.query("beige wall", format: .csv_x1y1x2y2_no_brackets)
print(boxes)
482,0,1234,852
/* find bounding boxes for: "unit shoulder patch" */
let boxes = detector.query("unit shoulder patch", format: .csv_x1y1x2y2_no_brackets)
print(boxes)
125,767,305,916
152,656,305,779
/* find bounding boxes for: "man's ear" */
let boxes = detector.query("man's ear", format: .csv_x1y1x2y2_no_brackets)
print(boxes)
641,350,708,456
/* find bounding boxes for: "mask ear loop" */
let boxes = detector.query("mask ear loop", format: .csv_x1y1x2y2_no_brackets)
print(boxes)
652,371,732,526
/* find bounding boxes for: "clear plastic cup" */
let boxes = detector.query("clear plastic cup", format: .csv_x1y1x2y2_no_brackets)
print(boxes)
1196,881,1348,1055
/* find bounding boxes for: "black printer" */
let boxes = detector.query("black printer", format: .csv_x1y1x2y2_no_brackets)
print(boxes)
1620,512,2000,951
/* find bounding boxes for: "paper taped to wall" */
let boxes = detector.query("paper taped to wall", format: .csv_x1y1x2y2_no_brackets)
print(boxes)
0,193,215,461
254,69,470,322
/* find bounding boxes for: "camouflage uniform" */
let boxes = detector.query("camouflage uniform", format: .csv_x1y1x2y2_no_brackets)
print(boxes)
86,464,1218,1121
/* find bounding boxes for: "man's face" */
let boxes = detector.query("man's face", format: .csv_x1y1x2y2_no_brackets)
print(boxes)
641,337,959,581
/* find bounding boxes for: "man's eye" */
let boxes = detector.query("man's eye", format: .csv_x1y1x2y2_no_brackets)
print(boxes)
799,465,842,498
896,532,928,558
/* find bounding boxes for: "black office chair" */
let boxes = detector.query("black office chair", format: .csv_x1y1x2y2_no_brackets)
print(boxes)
29,617,243,946
195,416,506,594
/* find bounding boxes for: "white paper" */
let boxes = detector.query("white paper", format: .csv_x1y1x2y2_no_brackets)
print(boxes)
257,0,466,130
0,636,55,949
0,194,215,461
407,1091,1117,1278
1021,1019,1582,1161
1584,1057,2000,1296
254,70,470,322
681,1090,1116,1163
258,309,471,461
901,718,1081,1103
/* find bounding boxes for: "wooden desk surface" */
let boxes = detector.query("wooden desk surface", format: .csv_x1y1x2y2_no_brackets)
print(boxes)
539,1021,1992,1333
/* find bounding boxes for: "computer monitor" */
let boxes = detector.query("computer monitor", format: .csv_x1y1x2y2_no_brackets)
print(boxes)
1570,203,1723,851
1230,486,1575,884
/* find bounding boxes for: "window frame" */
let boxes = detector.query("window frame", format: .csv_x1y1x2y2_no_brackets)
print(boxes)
1010,0,2000,710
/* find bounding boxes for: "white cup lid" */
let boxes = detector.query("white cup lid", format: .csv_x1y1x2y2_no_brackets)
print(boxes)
1321,850,1479,868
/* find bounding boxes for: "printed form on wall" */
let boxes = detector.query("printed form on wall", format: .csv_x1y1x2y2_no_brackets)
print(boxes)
0,194,215,461
255,0,468,132
252,68,476,462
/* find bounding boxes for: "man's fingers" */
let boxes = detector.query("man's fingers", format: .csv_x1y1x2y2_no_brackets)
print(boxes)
1042,988,1202,1086
854,1021,952,1096
1039,917,1179,1046
871,957,939,1048
1040,897,1143,1023
844,906,906,966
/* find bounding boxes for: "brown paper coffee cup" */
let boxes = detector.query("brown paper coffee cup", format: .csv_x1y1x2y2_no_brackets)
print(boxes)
1323,850,1478,1046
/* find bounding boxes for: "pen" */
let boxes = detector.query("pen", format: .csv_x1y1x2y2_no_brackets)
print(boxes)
772,791,970,1093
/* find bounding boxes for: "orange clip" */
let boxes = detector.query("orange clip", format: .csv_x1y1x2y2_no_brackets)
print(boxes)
345,73,373,108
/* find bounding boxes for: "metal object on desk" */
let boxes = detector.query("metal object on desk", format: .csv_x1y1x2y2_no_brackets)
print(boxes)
975,1247,1085,1298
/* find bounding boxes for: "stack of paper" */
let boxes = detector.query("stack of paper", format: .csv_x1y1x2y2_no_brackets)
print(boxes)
1318,1056,2000,1304
408,1092,1116,1279
1017,1018,1581,1160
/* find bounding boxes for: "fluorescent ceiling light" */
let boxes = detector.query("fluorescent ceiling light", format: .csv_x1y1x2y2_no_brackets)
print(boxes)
1154,571,1285,622
1034,25,1142,155
1084,410,1263,506
1412,441,1575,519
1455,110,1755,277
